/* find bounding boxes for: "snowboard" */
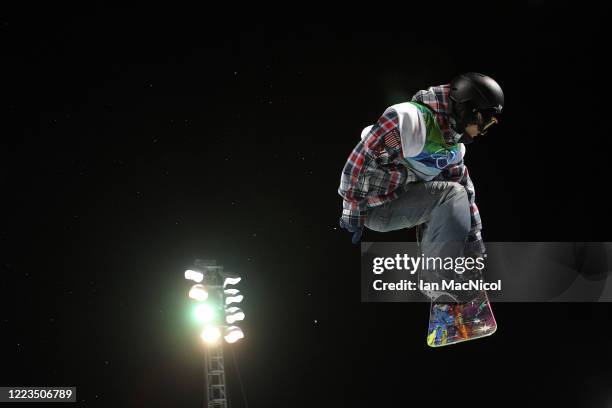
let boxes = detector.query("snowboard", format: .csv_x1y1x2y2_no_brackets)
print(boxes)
426,290,496,347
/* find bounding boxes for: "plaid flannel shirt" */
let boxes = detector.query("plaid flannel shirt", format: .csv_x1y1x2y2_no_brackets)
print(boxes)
338,84,482,243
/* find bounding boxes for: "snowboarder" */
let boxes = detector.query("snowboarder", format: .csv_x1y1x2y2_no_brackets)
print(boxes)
338,72,504,302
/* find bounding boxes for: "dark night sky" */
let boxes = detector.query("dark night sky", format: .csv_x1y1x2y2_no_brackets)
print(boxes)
3,4,612,407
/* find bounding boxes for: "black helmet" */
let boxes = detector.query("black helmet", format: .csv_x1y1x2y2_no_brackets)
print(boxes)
448,72,504,135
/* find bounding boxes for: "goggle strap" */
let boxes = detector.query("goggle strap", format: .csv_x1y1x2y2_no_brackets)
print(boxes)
481,117,499,133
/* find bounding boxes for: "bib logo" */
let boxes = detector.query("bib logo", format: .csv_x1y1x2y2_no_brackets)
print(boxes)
433,148,458,169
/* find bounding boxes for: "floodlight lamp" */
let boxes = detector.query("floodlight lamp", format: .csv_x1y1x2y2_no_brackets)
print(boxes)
225,308,245,324
201,326,221,344
225,295,244,305
224,326,244,344
188,284,208,301
185,269,204,283
194,304,216,323
223,277,241,287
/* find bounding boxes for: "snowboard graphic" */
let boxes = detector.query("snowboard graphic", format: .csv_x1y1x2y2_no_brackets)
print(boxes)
427,290,496,347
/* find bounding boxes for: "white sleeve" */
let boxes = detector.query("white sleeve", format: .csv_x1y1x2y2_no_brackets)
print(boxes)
360,125,374,140
449,143,466,164
385,103,426,158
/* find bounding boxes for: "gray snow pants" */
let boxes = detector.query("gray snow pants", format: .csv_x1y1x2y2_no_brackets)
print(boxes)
365,180,477,301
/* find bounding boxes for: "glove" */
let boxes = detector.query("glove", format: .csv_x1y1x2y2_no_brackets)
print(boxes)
341,224,364,245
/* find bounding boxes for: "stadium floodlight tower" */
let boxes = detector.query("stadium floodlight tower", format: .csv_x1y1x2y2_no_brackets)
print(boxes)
185,259,245,408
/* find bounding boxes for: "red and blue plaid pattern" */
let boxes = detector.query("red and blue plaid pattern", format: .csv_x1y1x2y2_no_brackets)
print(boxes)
338,85,482,242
